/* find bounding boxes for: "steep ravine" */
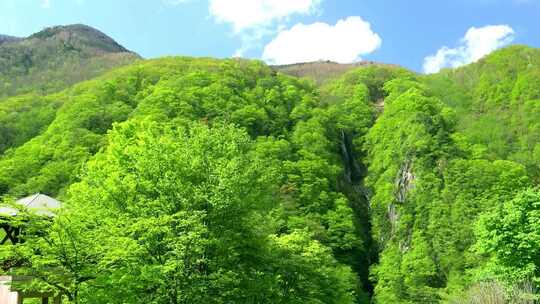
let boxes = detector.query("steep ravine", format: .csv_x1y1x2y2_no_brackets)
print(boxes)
337,129,375,296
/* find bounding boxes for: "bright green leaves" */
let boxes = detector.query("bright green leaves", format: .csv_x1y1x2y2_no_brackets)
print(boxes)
371,243,409,303
325,197,364,252
365,86,455,243
476,188,540,284
364,82,460,302
0,56,366,303
400,232,439,302
269,231,358,304
134,63,313,139
4,47,540,303
366,48,540,302
4,116,359,303
0,94,62,154
366,87,455,176
429,45,540,181
325,65,414,102
0,58,317,199
0,68,154,197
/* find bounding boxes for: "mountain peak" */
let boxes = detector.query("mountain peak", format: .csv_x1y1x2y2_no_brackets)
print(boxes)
28,24,132,54
0,24,140,98
0,34,22,45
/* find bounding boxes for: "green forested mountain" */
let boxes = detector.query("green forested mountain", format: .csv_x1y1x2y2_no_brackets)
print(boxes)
0,24,140,99
364,45,540,303
1,30,540,304
426,46,540,180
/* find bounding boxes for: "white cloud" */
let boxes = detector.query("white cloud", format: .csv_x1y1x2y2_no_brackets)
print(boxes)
209,0,320,32
262,16,382,65
233,26,275,57
209,0,321,56
423,25,514,74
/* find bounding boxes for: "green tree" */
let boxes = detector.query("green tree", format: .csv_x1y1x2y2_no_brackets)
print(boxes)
476,188,540,285
3,120,358,303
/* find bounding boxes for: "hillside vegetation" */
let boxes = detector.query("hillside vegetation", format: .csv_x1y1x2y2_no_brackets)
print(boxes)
274,60,400,85
0,24,140,99
1,32,539,303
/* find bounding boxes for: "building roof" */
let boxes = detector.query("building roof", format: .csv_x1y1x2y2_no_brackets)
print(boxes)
0,193,62,217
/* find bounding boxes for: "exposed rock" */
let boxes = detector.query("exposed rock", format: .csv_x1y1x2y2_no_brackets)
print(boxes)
388,202,399,234
395,159,415,203
387,160,415,238
374,98,385,113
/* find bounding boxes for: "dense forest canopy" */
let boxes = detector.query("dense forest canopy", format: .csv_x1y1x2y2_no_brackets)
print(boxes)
1,24,540,304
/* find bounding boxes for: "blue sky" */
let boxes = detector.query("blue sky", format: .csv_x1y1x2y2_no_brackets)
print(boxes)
1,0,539,72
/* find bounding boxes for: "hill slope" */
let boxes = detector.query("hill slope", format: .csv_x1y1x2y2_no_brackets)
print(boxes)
362,45,540,303
0,24,140,98
0,56,372,303
273,60,401,84
425,45,540,179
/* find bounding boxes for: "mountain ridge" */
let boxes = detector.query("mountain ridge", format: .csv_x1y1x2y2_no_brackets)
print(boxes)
0,24,140,99
27,24,134,54
0,34,22,45
272,60,402,84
